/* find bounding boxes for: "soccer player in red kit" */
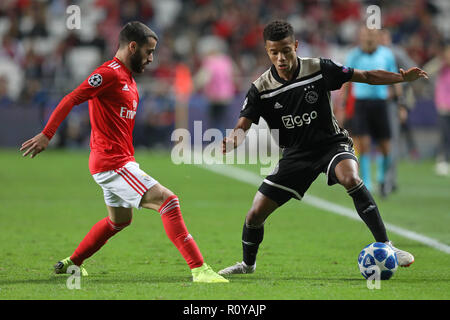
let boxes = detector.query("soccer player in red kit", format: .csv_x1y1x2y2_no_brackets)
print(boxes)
20,21,228,283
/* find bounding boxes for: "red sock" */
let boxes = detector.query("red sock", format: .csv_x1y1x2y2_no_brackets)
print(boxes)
159,195,204,269
70,217,131,266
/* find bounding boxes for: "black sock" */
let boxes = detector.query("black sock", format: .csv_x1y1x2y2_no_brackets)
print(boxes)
242,221,264,266
348,182,389,242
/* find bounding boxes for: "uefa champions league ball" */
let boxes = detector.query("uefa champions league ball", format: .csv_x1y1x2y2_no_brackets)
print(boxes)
358,242,398,280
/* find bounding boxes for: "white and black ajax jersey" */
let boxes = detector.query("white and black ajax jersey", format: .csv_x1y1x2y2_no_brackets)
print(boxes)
240,57,354,149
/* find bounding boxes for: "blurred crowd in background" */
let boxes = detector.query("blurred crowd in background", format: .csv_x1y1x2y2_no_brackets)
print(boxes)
0,0,449,173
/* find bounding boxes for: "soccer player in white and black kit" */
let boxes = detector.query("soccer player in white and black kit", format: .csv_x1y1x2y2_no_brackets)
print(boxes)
219,20,428,276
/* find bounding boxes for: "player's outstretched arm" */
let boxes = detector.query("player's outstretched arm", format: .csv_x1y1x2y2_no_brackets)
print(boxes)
19,67,115,159
351,67,429,85
19,94,78,159
20,132,49,158
222,117,253,154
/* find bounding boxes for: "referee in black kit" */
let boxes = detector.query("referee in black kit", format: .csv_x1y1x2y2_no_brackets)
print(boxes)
218,20,428,276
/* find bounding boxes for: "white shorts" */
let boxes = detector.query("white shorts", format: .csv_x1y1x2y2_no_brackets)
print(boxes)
92,162,158,209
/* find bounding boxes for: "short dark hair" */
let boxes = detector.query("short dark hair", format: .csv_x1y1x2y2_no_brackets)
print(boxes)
119,21,158,47
263,20,294,42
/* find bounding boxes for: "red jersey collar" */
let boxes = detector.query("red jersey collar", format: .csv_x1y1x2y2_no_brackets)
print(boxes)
113,57,133,75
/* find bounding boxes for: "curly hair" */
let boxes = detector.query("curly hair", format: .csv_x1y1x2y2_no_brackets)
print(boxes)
263,20,294,42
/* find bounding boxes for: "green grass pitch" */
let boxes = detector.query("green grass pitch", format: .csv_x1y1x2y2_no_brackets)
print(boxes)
0,149,449,300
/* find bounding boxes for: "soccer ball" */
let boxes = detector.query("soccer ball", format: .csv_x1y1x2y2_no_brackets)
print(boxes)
358,242,398,280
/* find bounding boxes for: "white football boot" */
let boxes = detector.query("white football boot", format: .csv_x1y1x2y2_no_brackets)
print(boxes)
385,241,415,267
218,261,255,275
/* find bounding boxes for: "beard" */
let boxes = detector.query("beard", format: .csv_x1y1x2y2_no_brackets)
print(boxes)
130,50,145,73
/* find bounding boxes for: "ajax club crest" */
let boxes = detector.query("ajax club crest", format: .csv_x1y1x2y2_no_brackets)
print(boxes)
304,85,318,104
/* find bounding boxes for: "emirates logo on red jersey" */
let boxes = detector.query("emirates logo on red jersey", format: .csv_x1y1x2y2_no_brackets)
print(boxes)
120,106,136,119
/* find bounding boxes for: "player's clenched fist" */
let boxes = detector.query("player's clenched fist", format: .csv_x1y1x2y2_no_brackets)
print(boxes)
20,133,49,158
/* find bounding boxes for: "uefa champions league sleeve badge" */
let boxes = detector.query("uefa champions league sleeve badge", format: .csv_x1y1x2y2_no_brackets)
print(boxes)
88,74,103,87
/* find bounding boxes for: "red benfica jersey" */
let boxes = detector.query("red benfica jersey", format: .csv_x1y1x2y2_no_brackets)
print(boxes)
42,57,139,174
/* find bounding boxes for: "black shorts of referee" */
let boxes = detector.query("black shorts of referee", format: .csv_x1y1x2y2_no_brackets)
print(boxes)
352,99,392,141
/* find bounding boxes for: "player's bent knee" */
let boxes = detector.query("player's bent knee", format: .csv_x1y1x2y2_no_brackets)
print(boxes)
160,189,175,203
108,216,132,231
107,206,133,225
340,174,362,191
158,194,181,216
246,193,278,226
246,208,267,227
140,184,175,211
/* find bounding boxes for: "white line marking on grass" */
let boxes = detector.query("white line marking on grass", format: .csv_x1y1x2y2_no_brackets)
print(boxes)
199,162,450,255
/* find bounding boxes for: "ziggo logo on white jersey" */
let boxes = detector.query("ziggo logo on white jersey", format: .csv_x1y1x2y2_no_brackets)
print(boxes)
281,111,318,129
